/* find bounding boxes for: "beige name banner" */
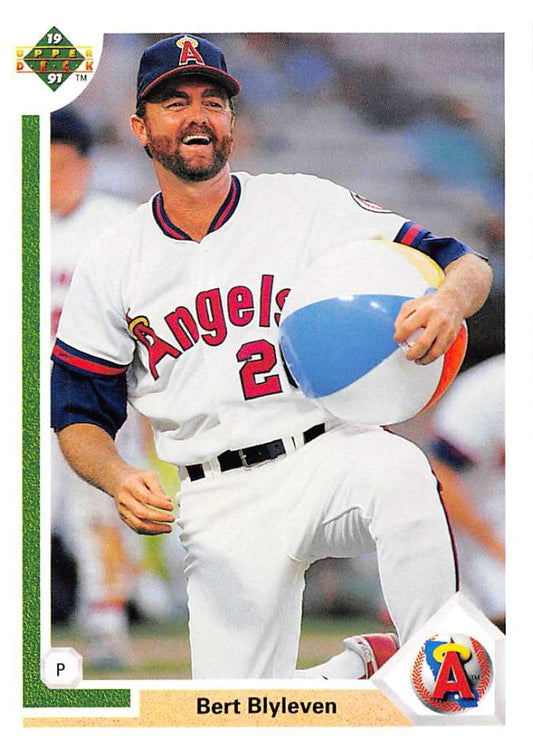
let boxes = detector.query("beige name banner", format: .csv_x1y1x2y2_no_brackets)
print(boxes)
24,689,411,728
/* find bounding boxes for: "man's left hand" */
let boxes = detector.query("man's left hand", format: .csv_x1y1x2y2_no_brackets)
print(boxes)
393,289,464,365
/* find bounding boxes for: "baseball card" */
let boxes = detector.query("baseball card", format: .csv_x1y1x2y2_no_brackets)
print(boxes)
7,3,532,742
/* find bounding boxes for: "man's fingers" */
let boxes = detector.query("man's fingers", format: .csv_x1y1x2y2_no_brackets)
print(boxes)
133,519,174,536
402,328,436,361
123,471,174,510
142,471,173,502
118,493,175,523
119,503,175,535
114,469,176,536
411,341,443,365
394,293,462,365
394,302,424,342
121,512,174,535
405,326,456,364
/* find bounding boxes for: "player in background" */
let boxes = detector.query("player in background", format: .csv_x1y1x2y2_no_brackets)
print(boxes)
428,354,505,631
51,109,145,667
51,35,493,679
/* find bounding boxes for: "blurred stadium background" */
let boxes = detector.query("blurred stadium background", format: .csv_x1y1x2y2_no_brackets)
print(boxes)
51,32,504,680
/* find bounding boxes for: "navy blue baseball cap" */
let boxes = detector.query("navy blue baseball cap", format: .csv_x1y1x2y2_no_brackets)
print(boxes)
137,34,240,105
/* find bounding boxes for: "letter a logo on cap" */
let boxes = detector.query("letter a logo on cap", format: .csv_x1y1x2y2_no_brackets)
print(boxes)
176,36,205,66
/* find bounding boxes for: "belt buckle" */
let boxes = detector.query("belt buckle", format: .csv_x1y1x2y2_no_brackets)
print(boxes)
238,448,252,469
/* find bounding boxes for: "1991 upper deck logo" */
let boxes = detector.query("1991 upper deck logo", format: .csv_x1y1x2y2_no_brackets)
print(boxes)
411,633,493,713
15,26,94,91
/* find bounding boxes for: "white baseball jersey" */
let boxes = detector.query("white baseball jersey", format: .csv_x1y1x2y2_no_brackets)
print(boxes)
54,171,474,467
53,172,421,465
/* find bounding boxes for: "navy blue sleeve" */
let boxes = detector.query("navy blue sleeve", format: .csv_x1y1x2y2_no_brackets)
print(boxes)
394,221,489,269
51,360,128,439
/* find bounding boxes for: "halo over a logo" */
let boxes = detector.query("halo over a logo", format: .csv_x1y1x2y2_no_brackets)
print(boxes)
176,35,205,66
411,633,493,713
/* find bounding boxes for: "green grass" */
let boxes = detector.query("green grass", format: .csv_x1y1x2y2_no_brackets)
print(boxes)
52,614,387,680
300,615,386,637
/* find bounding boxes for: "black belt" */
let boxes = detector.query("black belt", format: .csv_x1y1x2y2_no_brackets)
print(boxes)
185,423,326,481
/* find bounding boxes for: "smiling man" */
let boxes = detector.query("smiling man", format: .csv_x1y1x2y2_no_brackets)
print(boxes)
133,79,235,182
51,34,493,680
130,74,235,242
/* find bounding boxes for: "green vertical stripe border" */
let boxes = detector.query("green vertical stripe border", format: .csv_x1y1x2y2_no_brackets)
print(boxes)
22,114,130,709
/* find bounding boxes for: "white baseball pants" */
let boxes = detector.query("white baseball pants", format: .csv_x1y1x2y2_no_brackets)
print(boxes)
176,423,457,678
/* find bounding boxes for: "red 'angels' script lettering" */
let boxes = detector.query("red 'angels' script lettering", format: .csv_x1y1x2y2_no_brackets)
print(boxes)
228,286,254,326
128,316,181,380
196,289,228,346
127,275,291,382
164,306,200,350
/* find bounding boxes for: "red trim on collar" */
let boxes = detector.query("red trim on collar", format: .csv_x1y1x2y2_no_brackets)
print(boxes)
153,193,191,240
209,175,240,232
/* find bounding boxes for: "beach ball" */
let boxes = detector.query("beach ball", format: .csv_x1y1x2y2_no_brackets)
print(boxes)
279,240,467,425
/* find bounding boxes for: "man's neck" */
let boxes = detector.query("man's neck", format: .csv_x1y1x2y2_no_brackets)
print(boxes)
156,165,232,242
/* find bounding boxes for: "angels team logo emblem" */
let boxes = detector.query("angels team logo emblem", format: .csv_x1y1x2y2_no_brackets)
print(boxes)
176,35,205,66
411,634,493,713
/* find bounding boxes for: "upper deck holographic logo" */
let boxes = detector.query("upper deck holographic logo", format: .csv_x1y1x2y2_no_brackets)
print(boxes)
16,27,94,91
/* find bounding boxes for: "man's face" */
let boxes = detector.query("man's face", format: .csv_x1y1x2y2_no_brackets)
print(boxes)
135,77,234,182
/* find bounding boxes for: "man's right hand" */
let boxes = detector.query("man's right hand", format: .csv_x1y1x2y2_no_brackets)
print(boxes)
113,468,176,535
57,423,176,535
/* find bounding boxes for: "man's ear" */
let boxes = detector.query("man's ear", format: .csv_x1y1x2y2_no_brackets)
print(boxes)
130,114,148,148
